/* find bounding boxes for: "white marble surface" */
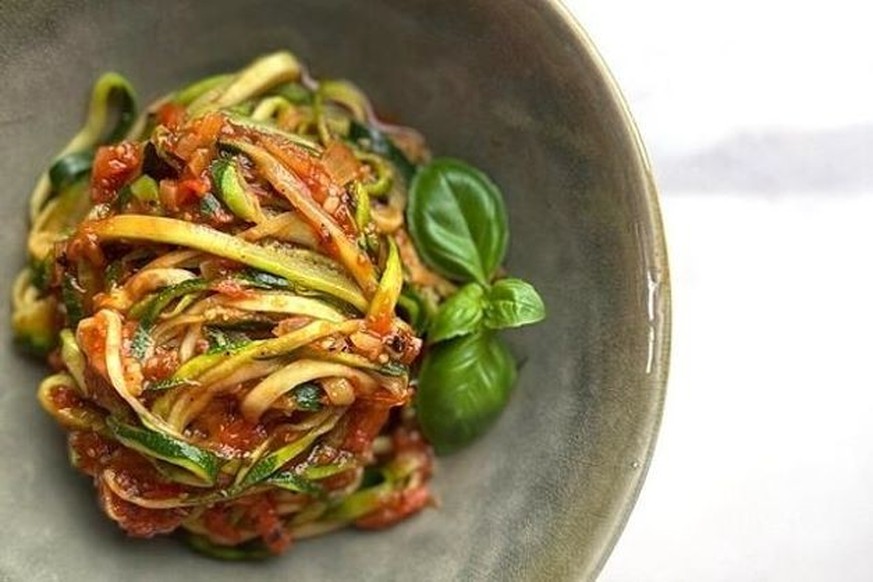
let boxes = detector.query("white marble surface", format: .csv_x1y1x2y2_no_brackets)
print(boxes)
562,1,873,580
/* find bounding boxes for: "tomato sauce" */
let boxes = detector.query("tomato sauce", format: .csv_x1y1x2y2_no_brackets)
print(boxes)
98,481,191,537
189,396,268,457
92,142,143,203
341,401,391,455
142,348,180,382
71,430,194,537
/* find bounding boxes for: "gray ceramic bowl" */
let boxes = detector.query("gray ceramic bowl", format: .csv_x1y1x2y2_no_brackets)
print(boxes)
0,1,669,580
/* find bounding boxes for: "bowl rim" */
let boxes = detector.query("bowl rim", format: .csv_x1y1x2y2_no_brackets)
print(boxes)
546,0,672,578
0,3,671,577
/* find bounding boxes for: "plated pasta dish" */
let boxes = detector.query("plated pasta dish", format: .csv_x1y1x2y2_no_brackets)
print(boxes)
12,51,544,558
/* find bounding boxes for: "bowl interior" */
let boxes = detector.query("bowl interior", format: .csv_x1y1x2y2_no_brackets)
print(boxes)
0,1,669,580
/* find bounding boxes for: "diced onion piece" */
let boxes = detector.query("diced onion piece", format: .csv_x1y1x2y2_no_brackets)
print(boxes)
321,377,356,406
240,211,318,247
321,141,360,186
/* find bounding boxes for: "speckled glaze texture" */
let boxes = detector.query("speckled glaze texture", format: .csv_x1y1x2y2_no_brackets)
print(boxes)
0,1,670,580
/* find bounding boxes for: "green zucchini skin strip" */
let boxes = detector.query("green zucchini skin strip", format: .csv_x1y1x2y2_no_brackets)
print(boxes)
173,74,233,107
368,238,403,328
187,51,301,115
236,269,294,290
235,412,341,490
265,471,321,495
235,433,319,490
348,121,417,184
48,151,94,192
225,114,322,153
318,80,372,123
85,215,367,311
184,534,272,561
171,350,235,381
106,416,222,484
300,459,356,481
356,152,393,197
134,278,209,326
320,482,393,523
353,182,371,229
92,72,138,144
11,272,57,356
62,272,86,327
30,72,137,220
172,319,359,385
296,346,407,376
129,278,209,360
59,329,87,392
210,158,262,222
220,139,378,298
29,178,91,263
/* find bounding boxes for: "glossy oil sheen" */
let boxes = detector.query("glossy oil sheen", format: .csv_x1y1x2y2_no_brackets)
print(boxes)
0,1,670,580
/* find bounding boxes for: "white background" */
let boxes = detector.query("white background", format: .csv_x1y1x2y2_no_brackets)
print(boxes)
562,1,873,580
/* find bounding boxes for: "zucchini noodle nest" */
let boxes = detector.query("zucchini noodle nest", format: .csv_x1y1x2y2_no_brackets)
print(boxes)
13,51,444,558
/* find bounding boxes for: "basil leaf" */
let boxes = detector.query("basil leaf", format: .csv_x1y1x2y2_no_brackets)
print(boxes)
483,278,546,330
416,331,517,454
427,283,485,344
407,158,508,285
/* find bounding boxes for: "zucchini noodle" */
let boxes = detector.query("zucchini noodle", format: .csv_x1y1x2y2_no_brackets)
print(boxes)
14,51,441,557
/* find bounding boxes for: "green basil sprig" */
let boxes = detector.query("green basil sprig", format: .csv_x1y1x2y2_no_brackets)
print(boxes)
407,158,546,454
